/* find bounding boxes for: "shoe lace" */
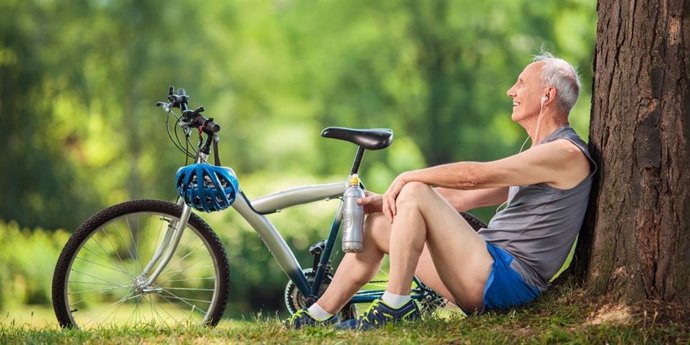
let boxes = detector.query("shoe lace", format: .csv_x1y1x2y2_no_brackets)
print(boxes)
358,299,383,324
289,309,309,323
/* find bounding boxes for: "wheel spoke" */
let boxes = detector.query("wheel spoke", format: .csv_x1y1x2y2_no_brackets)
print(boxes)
89,232,134,280
73,255,133,276
162,287,215,292
157,293,200,322
68,284,132,296
124,215,141,272
113,217,139,268
82,291,135,328
165,276,216,283
101,226,134,277
80,240,133,278
156,257,213,285
68,280,128,286
159,288,211,309
160,291,213,306
147,294,171,326
162,242,206,274
70,268,129,287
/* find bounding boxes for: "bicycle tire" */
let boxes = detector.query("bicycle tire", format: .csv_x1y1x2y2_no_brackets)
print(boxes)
52,199,230,329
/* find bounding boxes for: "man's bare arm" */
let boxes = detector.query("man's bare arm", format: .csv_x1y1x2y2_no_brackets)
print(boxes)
380,139,591,220
436,187,508,212
400,139,590,190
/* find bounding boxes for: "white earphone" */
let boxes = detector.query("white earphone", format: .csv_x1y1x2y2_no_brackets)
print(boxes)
534,94,550,145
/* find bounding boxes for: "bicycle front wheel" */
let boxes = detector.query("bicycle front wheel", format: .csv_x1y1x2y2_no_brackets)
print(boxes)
52,199,230,329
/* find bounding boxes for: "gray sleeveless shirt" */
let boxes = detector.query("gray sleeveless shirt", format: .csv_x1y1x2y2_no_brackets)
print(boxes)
477,125,596,291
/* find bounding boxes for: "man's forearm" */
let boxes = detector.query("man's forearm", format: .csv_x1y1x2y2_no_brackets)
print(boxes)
404,161,496,190
436,187,508,212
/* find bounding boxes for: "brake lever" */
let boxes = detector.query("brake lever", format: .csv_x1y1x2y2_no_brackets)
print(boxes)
156,101,172,113
177,118,194,136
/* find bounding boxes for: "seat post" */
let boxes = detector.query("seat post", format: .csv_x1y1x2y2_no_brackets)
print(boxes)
350,146,366,175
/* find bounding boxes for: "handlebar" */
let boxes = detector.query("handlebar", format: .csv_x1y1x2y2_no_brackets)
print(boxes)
156,86,220,135
169,86,188,110
156,86,189,111
156,86,222,163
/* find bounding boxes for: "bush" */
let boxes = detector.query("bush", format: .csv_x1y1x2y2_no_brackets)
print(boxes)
0,221,70,309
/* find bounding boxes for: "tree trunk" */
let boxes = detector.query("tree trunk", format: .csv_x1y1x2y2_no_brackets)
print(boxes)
582,0,690,304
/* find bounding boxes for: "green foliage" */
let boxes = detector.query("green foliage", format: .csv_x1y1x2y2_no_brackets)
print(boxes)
0,0,597,314
0,0,596,229
0,221,70,309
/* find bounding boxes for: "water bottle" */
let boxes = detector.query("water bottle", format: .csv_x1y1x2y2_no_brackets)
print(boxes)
342,174,365,253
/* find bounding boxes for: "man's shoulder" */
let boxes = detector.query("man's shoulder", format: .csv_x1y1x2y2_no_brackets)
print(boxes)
511,139,580,165
538,139,592,189
552,138,587,156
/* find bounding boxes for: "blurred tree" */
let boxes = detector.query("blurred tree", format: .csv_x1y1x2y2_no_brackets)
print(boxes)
271,0,595,175
0,0,596,229
0,0,597,313
0,1,100,230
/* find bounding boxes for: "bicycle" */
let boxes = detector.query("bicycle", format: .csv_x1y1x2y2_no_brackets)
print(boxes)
51,87,487,329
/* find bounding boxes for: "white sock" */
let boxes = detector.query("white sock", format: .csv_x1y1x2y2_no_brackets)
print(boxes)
307,303,333,321
381,291,411,309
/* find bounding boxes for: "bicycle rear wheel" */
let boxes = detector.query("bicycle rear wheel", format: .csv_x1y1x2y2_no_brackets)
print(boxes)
52,199,230,329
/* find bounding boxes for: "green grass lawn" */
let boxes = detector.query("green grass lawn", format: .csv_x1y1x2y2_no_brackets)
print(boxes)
2,283,688,344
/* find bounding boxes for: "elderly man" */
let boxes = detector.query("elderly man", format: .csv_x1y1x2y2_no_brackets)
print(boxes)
287,52,595,330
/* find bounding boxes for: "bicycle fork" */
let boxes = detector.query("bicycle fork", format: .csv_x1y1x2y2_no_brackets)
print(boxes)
135,152,206,291
134,198,192,292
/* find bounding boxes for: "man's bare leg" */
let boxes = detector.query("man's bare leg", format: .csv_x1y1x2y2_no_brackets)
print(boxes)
387,182,493,312
317,181,493,314
316,214,390,314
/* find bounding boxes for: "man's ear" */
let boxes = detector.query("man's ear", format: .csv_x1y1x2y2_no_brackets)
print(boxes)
544,87,557,104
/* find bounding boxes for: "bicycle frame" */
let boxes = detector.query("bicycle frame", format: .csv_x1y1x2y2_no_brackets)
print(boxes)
138,173,346,295
52,87,445,327
140,175,431,307
238,184,432,303
136,101,429,308
235,182,347,298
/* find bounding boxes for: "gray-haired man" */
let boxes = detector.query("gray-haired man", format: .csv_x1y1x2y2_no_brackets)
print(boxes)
287,52,595,330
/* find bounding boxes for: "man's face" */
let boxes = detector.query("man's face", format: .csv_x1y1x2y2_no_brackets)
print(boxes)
506,62,546,123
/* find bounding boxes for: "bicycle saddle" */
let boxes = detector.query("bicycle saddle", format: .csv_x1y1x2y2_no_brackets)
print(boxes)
321,127,393,150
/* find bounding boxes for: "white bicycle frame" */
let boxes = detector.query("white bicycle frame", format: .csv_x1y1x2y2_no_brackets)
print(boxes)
231,181,347,295
137,152,348,298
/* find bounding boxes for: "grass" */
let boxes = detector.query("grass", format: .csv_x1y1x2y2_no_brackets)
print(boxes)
1,283,688,345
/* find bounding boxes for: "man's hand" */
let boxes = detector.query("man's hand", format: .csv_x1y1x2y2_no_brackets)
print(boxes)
357,191,384,214
382,173,411,222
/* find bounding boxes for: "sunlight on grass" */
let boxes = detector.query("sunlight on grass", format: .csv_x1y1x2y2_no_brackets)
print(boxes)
0,306,58,328
1,303,216,330
1,284,687,344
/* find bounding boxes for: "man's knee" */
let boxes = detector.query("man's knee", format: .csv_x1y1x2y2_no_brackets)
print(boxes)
397,182,433,207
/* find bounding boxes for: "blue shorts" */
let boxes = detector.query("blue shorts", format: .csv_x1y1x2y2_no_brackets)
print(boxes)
481,242,540,311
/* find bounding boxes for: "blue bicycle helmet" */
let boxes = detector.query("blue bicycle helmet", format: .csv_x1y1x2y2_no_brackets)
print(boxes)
176,163,240,212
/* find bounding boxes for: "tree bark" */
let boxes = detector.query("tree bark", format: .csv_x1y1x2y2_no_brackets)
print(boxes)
582,0,690,304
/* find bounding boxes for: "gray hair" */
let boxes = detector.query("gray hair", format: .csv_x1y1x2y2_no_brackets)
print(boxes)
533,52,581,114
